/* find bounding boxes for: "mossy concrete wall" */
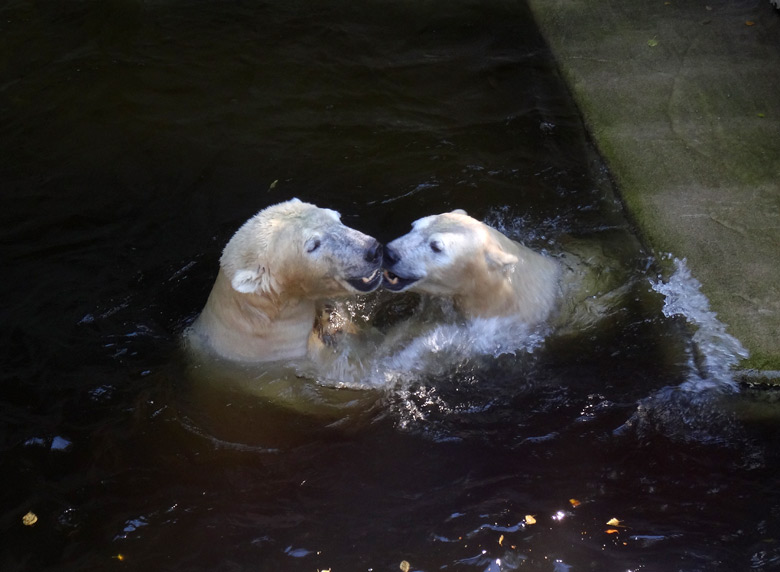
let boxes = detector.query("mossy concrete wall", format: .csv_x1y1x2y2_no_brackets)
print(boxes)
527,0,780,371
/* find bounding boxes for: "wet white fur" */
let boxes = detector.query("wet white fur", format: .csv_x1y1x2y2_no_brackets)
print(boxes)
386,210,561,324
187,199,380,363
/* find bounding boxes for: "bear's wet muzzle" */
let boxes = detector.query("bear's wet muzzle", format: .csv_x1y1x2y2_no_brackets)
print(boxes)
382,270,419,291
346,268,383,292
381,245,420,291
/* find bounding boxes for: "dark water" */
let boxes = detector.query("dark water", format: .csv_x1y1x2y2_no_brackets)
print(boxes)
2,1,779,571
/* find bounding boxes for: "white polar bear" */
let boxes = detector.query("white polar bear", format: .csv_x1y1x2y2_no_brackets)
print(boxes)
187,198,383,363
382,210,561,324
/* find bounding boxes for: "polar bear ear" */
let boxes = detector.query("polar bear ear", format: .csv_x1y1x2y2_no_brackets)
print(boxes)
484,246,518,271
231,267,266,294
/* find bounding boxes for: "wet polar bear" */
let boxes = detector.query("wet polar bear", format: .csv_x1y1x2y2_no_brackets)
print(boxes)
187,198,383,363
382,209,561,324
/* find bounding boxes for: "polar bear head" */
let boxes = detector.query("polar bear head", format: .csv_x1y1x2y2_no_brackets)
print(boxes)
221,198,383,298
382,209,561,323
382,210,519,297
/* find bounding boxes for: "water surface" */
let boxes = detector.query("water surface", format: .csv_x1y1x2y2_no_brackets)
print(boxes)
1,1,779,571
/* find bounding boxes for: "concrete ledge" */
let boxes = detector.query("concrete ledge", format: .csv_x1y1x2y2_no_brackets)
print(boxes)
527,0,780,371
736,369,780,386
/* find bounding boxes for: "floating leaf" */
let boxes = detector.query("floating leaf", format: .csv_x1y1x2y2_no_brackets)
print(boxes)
525,515,537,525
113,554,126,562
569,498,581,508
606,518,621,526
22,512,38,526
746,20,756,26
647,37,659,47
499,534,504,546
400,560,411,572
605,529,620,534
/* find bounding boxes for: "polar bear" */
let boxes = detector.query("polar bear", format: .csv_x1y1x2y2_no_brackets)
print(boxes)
382,210,561,324
187,199,383,363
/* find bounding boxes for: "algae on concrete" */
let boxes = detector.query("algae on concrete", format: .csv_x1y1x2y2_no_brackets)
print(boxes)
527,0,780,371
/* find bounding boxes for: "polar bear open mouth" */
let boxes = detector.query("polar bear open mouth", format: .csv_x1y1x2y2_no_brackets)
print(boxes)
346,268,383,292
382,269,419,292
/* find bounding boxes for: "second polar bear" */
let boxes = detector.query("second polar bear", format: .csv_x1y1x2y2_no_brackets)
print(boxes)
382,209,561,324
187,199,383,363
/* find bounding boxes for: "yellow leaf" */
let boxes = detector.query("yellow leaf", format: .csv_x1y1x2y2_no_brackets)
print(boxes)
113,554,126,562
22,511,38,526
605,529,620,534
498,534,504,546
746,20,756,26
569,498,581,507
400,560,411,572
525,515,537,525
606,518,621,526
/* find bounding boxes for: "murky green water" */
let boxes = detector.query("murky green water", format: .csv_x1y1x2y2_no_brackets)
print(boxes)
1,1,779,571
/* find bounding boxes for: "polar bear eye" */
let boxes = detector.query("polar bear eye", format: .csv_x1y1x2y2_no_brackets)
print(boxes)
429,240,443,254
306,238,322,253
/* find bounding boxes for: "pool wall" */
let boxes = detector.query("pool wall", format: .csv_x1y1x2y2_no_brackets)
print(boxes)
526,0,780,372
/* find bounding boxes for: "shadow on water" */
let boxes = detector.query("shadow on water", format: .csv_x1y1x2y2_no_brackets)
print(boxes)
2,1,779,571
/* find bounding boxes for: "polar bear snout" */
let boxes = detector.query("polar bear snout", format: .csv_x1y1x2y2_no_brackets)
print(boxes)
383,245,399,267
341,236,384,293
381,244,422,292
364,239,383,264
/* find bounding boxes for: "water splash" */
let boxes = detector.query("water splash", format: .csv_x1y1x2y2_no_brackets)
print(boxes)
615,258,754,447
314,313,547,390
650,257,748,390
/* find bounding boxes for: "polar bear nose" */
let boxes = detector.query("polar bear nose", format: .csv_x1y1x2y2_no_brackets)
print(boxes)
383,245,400,266
365,240,383,263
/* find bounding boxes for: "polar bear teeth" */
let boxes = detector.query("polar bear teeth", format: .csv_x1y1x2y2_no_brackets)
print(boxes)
383,270,400,285
362,269,380,283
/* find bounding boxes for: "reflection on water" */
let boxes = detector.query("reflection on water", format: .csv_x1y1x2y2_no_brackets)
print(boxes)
1,1,779,571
